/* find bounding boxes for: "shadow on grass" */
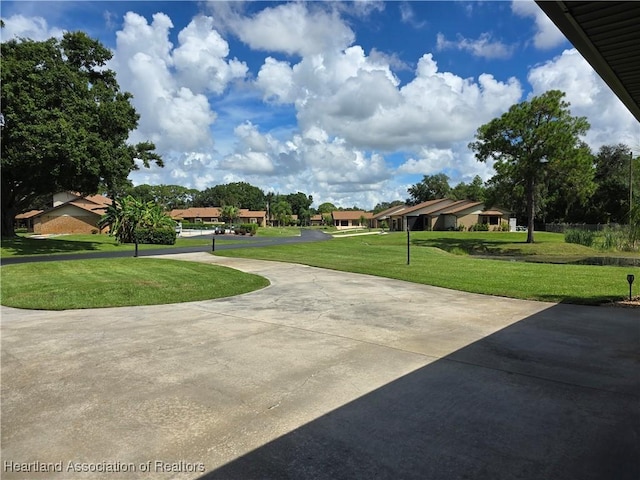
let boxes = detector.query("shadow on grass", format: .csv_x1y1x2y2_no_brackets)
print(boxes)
199,303,639,480
1,236,115,256
412,237,524,255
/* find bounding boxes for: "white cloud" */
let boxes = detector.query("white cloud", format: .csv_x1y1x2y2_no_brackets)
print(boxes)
283,52,522,150
110,12,249,155
436,32,515,60
527,48,639,151
1,14,64,41
397,148,456,175
173,15,248,94
511,0,566,50
223,2,355,57
399,2,426,29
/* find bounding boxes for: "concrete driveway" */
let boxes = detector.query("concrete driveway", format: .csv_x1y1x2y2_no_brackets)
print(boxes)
1,252,638,479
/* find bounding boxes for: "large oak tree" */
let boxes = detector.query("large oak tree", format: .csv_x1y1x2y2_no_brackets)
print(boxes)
469,90,591,243
194,182,266,210
1,32,162,237
406,173,452,205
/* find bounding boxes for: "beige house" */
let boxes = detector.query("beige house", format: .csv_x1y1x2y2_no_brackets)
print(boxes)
14,210,42,231
332,210,374,230
372,198,511,231
438,201,510,231
29,192,112,234
309,214,324,226
370,204,408,230
170,207,266,226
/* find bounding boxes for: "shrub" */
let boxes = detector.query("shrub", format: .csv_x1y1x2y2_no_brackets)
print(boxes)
134,227,176,245
564,229,594,247
469,223,489,231
240,223,257,235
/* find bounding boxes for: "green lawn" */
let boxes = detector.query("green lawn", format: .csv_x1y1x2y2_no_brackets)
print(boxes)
214,231,639,305
331,228,383,236
0,234,216,258
255,226,303,237
1,258,269,310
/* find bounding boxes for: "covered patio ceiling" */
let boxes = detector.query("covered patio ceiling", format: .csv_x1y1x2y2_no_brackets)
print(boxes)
536,1,640,123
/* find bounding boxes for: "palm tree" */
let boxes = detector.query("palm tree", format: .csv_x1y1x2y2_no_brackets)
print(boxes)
220,205,240,225
271,200,292,227
99,195,175,243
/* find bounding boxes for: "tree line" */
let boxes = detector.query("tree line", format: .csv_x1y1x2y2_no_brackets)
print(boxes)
122,183,372,227
407,142,638,227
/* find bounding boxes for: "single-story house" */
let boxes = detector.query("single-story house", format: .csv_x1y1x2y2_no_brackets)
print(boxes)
309,214,324,226
370,204,408,230
26,192,113,234
402,199,458,231
15,210,43,231
170,207,266,226
438,201,510,231
372,198,511,231
332,210,374,230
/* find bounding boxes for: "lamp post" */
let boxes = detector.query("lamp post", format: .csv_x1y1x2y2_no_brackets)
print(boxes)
406,222,410,265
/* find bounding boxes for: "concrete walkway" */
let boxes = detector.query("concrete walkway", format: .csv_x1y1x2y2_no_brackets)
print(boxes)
1,253,638,479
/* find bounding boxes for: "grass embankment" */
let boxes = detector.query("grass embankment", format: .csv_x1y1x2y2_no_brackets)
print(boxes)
1,258,269,310
214,231,639,305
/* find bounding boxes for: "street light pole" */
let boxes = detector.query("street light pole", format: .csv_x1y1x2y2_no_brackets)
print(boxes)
406,222,410,265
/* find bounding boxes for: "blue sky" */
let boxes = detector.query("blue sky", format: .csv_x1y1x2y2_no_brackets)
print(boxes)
2,1,638,209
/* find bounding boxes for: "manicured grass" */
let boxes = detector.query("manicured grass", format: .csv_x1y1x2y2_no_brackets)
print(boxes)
214,232,639,305
331,229,383,236
255,226,303,237
0,234,215,258
0,258,270,310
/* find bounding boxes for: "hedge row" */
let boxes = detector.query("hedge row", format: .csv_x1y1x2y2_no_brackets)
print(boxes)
134,227,177,245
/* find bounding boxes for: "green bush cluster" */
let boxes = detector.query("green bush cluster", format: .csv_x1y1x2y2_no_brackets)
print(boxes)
468,223,490,232
134,227,176,245
564,229,595,247
235,223,257,235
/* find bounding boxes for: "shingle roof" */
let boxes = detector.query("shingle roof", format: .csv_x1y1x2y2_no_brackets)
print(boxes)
170,207,266,219
480,210,509,216
403,198,455,215
170,207,221,219
372,204,407,219
438,200,483,215
332,210,373,220
15,209,43,219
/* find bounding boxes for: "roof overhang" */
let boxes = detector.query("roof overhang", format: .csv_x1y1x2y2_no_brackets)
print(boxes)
536,1,640,123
